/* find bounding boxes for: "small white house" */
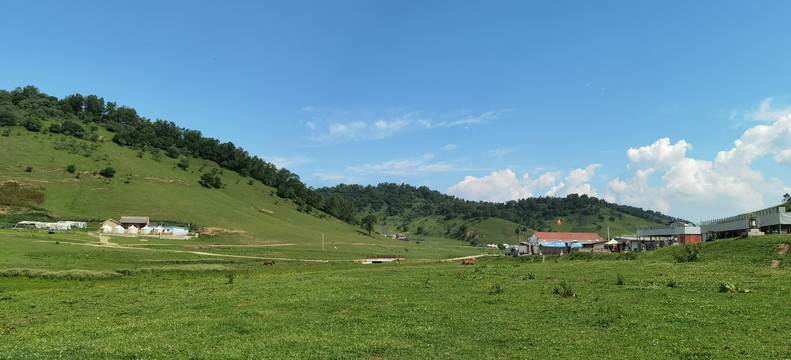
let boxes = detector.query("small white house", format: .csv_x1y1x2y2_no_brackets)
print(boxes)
141,226,152,235
101,225,113,233
113,225,125,234
127,225,138,234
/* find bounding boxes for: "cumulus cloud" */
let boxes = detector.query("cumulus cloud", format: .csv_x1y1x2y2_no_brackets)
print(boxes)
446,98,791,220
447,165,603,203
607,100,791,219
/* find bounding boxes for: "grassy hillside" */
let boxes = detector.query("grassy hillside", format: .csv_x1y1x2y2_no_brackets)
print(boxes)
0,127,501,260
2,231,789,358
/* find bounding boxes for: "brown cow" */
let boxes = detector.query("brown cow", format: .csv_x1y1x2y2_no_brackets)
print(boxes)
461,258,477,265
264,260,275,266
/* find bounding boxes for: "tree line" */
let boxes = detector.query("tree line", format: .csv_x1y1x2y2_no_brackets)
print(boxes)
318,182,679,231
0,86,357,224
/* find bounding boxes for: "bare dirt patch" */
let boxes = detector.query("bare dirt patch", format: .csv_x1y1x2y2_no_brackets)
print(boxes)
141,176,187,184
259,208,274,214
778,243,789,256
184,245,228,250
196,227,246,236
771,260,781,268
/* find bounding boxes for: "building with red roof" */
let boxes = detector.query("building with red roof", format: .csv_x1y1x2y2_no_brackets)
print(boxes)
519,232,605,255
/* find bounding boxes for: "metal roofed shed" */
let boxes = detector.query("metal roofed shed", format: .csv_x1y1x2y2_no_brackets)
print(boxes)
120,216,149,228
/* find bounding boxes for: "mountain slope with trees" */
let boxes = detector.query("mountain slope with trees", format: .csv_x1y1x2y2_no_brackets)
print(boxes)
1,85,678,246
318,183,680,243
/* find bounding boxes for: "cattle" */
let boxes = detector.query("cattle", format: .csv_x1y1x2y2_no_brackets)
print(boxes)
264,260,275,266
461,258,477,265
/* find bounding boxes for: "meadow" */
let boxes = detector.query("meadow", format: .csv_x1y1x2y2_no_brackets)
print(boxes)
2,231,789,359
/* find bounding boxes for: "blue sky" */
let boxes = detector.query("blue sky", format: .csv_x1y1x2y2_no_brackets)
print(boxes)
3,0,791,222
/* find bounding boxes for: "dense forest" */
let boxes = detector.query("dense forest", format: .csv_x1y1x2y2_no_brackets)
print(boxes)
318,183,679,232
1,85,678,238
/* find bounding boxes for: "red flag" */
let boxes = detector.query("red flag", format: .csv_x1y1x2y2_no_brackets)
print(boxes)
557,219,561,226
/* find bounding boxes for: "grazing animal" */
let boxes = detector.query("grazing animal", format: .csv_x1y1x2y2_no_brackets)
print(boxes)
264,260,275,266
461,258,476,265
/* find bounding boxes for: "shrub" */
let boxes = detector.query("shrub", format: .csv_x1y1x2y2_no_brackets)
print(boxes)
24,166,32,173
176,159,192,170
60,120,85,138
66,164,76,173
99,167,116,178
200,172,223,189
568,251,593,261
718,282,750,293
165,146,180,158
615,274,624,285
21,118,42,132
0,106,20,126
553,281,576,298
488,283,504,295
673,243,702,263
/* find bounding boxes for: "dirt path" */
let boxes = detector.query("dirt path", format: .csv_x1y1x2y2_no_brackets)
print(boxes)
771,243,789,268
439,254,497,262
96,235,120,247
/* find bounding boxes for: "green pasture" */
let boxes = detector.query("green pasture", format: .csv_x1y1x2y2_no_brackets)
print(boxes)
0,130,397,247
2,232,790,359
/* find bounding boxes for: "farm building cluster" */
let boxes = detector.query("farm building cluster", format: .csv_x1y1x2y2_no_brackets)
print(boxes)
13,221,87,230
522,204,791,256
12,216,193,238
100,216,191,237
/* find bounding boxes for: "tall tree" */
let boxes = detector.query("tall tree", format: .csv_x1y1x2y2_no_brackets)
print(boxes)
361,214,377,236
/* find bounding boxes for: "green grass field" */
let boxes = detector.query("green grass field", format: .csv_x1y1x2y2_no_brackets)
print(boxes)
2,231,789,359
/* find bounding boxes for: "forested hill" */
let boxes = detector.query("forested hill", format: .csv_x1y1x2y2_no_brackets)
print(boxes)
0,86,357,223
319,183,680,233
1,85,677,241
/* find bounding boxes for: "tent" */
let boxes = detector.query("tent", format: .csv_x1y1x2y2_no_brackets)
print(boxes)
141,226,152,235
127,225,138,234
101,225,113,233
113,225,125,234
605,239,620,245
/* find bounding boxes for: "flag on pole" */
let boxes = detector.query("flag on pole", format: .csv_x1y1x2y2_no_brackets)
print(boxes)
557,219,562,226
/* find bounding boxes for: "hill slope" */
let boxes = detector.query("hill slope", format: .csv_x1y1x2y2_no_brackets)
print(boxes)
2,85,677,250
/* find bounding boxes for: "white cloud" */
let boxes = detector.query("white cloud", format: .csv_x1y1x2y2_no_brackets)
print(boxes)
447,169,534,202
626,137,689,169
312,172,348,182
543,164,602,198
607,100,791,219
349,153,458,176
268,154,313,169
418,110,498,129
447,165,603,203
304,107,503,142
446,98,791,221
